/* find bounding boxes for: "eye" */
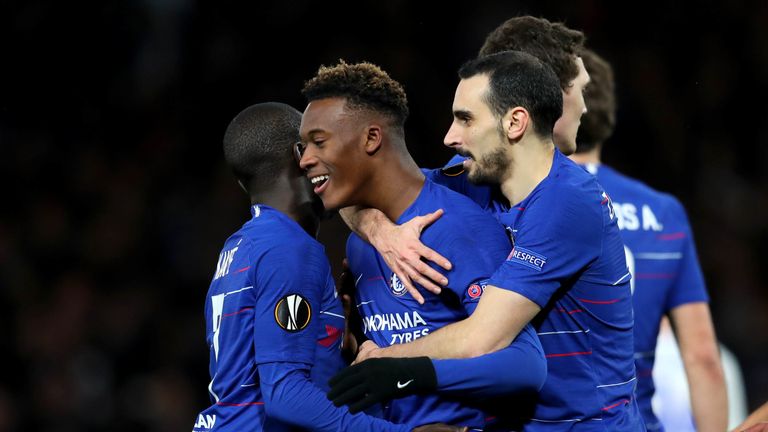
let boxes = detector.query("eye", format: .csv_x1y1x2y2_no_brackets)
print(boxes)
456,113,472,125
304,137,325,149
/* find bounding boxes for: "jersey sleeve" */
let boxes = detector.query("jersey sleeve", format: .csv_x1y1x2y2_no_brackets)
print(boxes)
414,207,548,398
259,362,411,432
664,198,709,310
252,239,331,365
422,157,493,209
432,323,546,397
488,190,603,308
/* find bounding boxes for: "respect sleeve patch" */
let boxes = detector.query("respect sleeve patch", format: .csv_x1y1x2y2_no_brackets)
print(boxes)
506,247,547,271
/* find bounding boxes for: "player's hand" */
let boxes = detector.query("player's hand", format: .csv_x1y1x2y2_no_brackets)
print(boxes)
327,357,437,413
369,209,452,304
413,424,469,432
735,423,768,432
352,340,382,365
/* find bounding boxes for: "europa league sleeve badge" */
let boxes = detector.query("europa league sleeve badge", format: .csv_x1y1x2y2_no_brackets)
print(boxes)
274,294,312,332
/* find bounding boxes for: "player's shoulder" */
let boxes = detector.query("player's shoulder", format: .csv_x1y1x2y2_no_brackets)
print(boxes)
598,164,660,198
422,179,507,244
597,165,689,218
239,206,324,257
540,157,602,209
426,179,498,223
548,152,600,194
522,157,608,234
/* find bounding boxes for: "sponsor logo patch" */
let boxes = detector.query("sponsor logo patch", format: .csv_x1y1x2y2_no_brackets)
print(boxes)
274,294,312,332
507,247,547,271
467,283,483,299
390,273,407,297
440,161,466,177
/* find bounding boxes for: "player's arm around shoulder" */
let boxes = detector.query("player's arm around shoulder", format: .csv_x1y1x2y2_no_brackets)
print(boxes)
360,224,542,360
429,213,543,358
340,205,452,304
451,284,541,358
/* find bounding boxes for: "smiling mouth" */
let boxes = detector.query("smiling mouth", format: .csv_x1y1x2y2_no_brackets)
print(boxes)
310,174,330,193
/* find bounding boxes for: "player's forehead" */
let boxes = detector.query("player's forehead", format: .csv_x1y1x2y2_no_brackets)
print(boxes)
300,97,348,138
453,74,492,116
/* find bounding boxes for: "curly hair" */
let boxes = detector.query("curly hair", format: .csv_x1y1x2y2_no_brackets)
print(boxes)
576,49,617,153
302,60,409,128
479,16,585,91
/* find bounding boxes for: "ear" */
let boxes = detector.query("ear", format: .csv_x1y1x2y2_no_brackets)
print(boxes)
503,107,530,141
364,125,383,155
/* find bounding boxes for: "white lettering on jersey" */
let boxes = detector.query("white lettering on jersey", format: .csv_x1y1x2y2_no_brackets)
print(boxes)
390,328,430,344
194,414,216,429
207,286,253,403
614,203,663,232
642,205,663,231
211,293,225,361
363,311,427,333
624,246,636,295
214,247,239,280
602,191,615,220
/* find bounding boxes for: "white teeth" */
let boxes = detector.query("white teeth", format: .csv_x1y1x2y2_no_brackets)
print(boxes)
310,175,329,185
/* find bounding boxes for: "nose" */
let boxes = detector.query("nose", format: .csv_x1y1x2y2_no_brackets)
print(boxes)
298,144,315,171
443,121,461,149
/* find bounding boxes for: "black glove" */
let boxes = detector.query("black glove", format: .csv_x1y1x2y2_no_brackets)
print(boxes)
327,357,437,413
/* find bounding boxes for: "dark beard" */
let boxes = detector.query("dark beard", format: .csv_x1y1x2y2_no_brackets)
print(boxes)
467,146,508,185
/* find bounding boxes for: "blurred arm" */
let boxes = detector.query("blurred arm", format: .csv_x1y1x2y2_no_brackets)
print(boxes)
670,302,728,432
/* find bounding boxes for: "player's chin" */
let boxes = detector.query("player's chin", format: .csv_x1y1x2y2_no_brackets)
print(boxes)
467,166,494,185
318,193,342,214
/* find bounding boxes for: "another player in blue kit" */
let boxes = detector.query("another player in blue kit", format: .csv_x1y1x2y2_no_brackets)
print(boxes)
192,102,466,432
569,49,726,432
346,51,645,430
297,60,546,429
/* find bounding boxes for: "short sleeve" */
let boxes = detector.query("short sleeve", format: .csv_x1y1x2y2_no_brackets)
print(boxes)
489,191,603,308
665,199,709,309
421,157,493,210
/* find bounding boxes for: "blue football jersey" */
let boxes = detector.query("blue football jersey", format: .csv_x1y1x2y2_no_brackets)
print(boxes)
346,179,543,429
430,151,644,431
587,163,709,431
193,205,409,432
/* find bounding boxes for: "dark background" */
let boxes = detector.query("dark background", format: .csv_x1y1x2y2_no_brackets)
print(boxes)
3,1,767,430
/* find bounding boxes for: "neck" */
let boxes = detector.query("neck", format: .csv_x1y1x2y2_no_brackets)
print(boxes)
568,146,602,165
499,139,555,206
365,143,425,222
250,176,318,237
